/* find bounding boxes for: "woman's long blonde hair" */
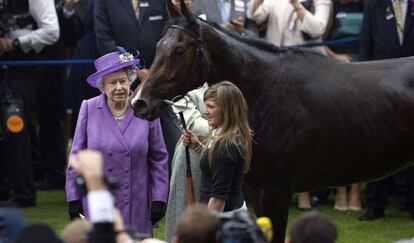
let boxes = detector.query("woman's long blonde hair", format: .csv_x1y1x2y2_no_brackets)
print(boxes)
203,81,253,173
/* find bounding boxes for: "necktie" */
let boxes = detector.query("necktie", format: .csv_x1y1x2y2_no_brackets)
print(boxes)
393,0,404,44
131,0,140,19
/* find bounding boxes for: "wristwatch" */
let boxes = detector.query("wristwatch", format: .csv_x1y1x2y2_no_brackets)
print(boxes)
12,38,21,50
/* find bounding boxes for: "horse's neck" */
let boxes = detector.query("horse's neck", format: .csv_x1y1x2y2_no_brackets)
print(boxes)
204,28,274,102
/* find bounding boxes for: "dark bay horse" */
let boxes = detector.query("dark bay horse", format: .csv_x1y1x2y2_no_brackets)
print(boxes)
131,1,414,242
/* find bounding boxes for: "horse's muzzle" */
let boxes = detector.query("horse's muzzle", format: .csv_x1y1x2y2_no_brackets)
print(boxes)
131,99,151,120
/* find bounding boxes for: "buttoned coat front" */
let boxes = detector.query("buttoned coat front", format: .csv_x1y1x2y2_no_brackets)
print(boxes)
65,94,169,234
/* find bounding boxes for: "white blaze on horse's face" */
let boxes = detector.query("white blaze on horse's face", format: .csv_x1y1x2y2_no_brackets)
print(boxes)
130,85,142,107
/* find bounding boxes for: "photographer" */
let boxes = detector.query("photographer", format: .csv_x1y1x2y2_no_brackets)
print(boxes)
0,0,59,207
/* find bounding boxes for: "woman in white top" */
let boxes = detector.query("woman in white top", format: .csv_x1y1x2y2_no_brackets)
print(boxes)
247,0,332,55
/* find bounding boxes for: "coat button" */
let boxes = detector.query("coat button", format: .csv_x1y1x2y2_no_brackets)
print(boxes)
108,151,113,156
124,168,129,173
107,167,113,172
124,152,129,156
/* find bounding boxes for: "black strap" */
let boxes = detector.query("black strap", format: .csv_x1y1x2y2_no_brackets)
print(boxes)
179,112,192,177
169,23,204,97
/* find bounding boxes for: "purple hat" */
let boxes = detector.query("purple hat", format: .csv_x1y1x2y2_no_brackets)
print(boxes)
87,47,140,88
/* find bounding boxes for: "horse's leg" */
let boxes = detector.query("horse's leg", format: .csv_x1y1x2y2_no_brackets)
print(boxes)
262,187,292,243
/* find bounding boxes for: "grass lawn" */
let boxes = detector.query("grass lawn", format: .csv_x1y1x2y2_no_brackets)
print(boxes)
21,191,414,243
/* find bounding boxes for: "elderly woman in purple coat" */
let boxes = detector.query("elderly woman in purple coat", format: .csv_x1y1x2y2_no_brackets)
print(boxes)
65,47,169,234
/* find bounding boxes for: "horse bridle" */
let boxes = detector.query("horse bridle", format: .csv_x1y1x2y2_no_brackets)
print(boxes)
167,22,205,103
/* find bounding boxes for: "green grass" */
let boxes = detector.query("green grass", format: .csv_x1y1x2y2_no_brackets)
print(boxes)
21,191,414,242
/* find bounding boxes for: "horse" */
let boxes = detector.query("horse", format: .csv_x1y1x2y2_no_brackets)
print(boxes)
131,1,414,242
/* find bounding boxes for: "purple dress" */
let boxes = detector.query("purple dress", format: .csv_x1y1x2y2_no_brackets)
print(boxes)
65,94,169,234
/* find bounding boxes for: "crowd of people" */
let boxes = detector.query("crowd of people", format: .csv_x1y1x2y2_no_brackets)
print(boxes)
1,0,414,242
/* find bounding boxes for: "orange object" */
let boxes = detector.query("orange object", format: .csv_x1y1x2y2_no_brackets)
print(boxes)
186,176,195,205
7,115,24,133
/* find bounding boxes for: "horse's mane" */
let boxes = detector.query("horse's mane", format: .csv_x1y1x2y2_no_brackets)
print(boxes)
162,16,322,58
208,21,292,54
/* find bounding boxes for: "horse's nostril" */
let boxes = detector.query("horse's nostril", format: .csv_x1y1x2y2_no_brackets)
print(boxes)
133,99,149,118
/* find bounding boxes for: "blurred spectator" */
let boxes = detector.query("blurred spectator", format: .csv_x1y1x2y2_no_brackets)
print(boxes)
94,0,166,67
190,0,258,36
65,48,169,235
359,0,414,61
60,219,92,243
0,208,27,242
69,150,117,243
14,223,62,243
172,204,220,243
0,0,59,207
247,0,332,54
288,211,338,243
324,0,364,62
358,0,414,221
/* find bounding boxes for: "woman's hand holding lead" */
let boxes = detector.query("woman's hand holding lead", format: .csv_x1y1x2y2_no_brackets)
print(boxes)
182,129,200,150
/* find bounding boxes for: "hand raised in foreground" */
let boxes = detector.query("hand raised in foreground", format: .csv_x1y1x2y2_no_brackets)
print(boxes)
70,150,105,191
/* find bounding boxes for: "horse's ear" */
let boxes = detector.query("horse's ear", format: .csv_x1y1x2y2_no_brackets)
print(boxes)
166,0,180,18
179,0,194,23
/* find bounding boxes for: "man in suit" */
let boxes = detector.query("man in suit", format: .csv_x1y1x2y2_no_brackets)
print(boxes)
191,0,257,35
94,0,167,66
359,0,414,60
358,0,414,221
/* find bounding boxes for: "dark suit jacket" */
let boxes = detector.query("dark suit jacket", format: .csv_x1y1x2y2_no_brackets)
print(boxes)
191,0,249,24
359,0,414,60
94,0,167,66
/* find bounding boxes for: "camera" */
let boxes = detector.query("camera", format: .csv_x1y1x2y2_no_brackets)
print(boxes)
219,210,267,243
0,0,32,37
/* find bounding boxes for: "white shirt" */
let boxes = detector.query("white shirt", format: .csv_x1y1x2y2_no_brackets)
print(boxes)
7,0,60,53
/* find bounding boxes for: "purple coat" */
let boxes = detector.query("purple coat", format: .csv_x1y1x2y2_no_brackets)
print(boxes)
65,94,169,234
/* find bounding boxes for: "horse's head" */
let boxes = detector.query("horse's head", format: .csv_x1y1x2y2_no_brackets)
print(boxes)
130,0,207,120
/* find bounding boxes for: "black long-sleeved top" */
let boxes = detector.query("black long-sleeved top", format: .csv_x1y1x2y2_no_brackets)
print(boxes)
199,142,245,212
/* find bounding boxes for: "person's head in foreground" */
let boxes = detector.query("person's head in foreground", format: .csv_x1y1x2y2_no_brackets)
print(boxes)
173,204,220,243
288,211,338,243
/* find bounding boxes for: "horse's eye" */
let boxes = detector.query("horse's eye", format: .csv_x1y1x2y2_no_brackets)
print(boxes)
174,47,184,56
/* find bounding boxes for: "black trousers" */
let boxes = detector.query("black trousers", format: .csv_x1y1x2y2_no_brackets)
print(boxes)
365,166,414,214
35,42,67,185
0,51,39,203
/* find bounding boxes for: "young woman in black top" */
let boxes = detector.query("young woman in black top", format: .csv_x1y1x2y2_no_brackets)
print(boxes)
183,81,253,212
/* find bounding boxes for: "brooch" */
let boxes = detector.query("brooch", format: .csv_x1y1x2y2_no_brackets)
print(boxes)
119,52,134,62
